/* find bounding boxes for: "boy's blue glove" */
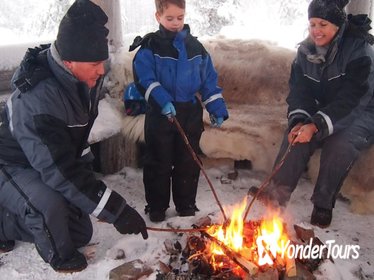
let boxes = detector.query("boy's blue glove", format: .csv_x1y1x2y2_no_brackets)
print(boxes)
210,114,224,127
161,102,176,117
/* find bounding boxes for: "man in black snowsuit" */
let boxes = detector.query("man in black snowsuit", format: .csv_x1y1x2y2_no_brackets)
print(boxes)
0,0,147,273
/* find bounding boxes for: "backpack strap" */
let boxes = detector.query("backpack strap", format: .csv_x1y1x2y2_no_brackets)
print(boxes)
13,44,53,93
128,33,155,52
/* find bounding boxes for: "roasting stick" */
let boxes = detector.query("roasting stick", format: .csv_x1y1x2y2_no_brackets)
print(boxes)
242,138,295,222
145,226,207,233
170,116,228,222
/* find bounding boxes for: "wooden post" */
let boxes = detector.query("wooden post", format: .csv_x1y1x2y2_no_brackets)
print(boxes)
92,132,145,174
346,0,372,17
91,0,123,52
0,69,14,93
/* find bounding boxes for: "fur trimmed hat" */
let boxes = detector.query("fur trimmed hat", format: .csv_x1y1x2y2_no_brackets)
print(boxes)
308,0,350,27
56,0,109,62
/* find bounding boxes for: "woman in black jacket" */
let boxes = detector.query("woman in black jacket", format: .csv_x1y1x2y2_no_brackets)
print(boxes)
251,0,374,228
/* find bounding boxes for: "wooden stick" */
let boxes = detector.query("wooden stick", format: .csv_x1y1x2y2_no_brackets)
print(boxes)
201,231,258,275
243,140,294,222
171,116,228,222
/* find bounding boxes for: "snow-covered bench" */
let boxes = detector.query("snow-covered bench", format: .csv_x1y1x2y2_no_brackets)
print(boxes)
107,38,374,214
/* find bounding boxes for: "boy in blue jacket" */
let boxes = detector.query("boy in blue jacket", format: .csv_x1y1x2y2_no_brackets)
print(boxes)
129,0,229,222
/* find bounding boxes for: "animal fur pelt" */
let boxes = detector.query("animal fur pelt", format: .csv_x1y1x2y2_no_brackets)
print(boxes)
121,114,145,143
104,47,135,100
200,104,287,172
198,38,294,172
202,37,295,105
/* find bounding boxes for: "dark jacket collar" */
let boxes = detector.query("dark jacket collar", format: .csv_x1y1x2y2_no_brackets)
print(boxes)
298,22,346,65
48,42,89,94
158,24,190,40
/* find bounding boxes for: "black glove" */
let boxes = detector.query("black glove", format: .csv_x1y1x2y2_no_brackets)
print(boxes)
114,205,148,239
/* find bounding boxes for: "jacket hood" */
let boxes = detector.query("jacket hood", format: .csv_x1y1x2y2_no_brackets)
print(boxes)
345,14,374,45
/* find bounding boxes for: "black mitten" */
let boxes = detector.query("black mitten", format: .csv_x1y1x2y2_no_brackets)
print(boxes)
114,205,148,239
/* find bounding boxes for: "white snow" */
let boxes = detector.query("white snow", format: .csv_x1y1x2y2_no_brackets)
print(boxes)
1,161,373,279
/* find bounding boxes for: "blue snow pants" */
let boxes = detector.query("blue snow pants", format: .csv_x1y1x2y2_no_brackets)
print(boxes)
267,110,374,210
0,165,92,263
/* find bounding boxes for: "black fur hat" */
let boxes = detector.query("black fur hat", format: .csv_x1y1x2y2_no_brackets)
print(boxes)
308,0,350,27
56,0,109,62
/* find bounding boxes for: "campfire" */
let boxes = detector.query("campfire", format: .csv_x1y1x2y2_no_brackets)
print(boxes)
157,199,326,279
194,199,292,279
205,199,289,269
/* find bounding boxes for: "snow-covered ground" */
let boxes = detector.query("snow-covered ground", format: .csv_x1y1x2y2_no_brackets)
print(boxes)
1,162,373,280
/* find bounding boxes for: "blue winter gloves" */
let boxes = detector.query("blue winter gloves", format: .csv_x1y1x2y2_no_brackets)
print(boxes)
205,97,228,127
114,205,148,239
161,102,176,117
210,114,224,127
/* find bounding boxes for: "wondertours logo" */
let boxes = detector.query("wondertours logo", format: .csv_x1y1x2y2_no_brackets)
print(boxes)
278,239,360,260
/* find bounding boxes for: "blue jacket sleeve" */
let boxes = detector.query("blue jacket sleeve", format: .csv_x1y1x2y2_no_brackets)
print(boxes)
200,54,229,120
133,48,173,108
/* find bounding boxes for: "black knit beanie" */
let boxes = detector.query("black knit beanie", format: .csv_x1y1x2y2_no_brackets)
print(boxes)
308,0,350,27
56,0,109,62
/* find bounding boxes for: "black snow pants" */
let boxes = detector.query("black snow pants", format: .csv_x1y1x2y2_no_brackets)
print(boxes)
143,101,204,212
0,165,92,263
267,111,374,210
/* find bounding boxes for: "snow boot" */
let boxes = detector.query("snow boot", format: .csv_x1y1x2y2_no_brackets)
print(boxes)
0,240,15,253
149,211,165,222
177,205,199,217
145,205,166,222
50,250,87,273
178,208,195,217
310,206,332,228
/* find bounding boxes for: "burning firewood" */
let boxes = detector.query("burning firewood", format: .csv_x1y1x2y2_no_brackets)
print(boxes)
293,224,315,243
285,256,296,277
295,237,330,272
188,253,213,276
201,231,259,275
156,213,334,279
182,235,206,259
193,216,213,228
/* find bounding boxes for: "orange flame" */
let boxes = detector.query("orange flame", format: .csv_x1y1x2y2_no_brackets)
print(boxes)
256,215,288,266
206,198,289,271
206,198,247,253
